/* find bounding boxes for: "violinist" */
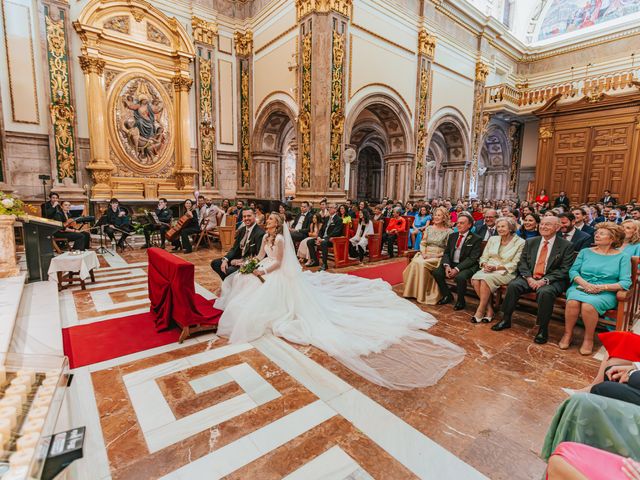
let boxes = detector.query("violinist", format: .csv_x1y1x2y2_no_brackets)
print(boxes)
171,199,199,253
103,198,133,251
143,198,172,249
53,201,90,250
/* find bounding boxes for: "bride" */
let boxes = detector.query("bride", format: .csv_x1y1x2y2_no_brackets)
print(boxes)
216,212,465,390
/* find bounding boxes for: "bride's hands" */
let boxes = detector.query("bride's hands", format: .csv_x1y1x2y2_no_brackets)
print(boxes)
252,268,265,277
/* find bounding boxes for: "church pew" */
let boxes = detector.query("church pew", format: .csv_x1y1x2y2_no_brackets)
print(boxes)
218,214,237,252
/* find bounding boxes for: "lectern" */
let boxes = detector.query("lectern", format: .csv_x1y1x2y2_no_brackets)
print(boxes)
19,215,62,282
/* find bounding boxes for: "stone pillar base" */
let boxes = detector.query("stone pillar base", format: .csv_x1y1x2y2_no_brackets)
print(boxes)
0,215,20,278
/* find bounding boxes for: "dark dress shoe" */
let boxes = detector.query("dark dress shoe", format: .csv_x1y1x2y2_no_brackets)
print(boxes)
307,261,319,268
319,264,328,271
534,327,548,344
453,302,466,311
437,295,453,305
491,319,511,331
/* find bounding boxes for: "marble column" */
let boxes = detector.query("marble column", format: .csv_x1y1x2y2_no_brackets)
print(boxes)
467,61,490,198
253,153,280,199
0,216,19,278
384,153,414,202
173,75,197,191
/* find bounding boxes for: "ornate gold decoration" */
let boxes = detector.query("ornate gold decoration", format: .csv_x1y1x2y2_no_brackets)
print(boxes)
103,15,129,34
131,7,144,23
234,31,253,57
539,126,554,140
475,61,489,83
45,8,77,182
239,60,251,188
147,23,170,46
329,30,346,189
198,54,215,186
175,171,196,190
295,0,352,20
171,75,193,92
414,60,432,190
468,84,489,194
508,122,523,192
192,16,217,46
104,70,118,90
89,167,113,186
299,32,312,189
79,55,105,75
418,28,436,59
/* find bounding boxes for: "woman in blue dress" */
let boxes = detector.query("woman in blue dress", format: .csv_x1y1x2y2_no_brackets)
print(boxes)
561,222,632,356
517,213,540,240
409,205,432,249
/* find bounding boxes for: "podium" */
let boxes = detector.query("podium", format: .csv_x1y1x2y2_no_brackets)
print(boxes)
20,215,63,282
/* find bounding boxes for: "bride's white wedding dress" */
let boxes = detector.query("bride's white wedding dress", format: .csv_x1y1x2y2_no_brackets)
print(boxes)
216,227,464,389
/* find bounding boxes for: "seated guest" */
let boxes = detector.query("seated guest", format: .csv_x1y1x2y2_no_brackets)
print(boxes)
171,199,200,253
631,207,640,221
211,208,265,280
535,188,549,210
608,208,621,224
349,209,374,263
558,213,592,252
358,201,372,216
518,205,533,225
409,205,431,249
318,199,329,220
290,201,312,243
103,198,133,250
198,196,223,231
474,209,499,240
381,207,406,258
372,205,385,223
561,222,631,355
517,213,540,239
42,192,62,219
432,212,482,311
338,204,352,226
404,202,416,217
470,218,525,323
547,442,640,480
601,189,617,206
307,203,344,270
53,200,90,250
553,191,570,209
220,199,231,212
403,206,452,305
143,197,172,249
492,216,574,344
590,361,640,408
382,200,394,218
297,213,322,265
619,205,630,223
571,207,594,236
621,219,640,258
255,205,266,226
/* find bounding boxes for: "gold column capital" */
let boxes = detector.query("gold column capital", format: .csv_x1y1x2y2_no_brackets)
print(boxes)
418,28,436,59
79,55,105,75
234,31,253,56
475,61,490,83
192,16,218,46
295,0,352,21
172,75,193,92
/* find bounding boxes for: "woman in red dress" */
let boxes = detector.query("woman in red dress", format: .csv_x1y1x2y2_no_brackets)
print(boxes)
535,189,549,210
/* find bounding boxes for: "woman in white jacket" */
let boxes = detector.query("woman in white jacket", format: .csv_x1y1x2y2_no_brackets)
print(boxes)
349,209,374,263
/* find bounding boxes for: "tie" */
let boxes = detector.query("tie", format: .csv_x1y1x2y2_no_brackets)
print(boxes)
533,240,549,279
241,227,250,254
488,228,494,236
456,234,464,249
562,233,568,238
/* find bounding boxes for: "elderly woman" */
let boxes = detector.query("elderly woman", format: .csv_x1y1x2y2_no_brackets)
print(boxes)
621,219,640,258
402,207,452,305
470,217,525,323
561,222,632,355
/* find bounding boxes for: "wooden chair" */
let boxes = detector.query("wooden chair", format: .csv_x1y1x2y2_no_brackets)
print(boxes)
367,220,387,262
193,218,211,250
218,214,237,252
52,236,71,254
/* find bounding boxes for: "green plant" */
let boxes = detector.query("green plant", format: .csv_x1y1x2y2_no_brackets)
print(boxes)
0,191,26,216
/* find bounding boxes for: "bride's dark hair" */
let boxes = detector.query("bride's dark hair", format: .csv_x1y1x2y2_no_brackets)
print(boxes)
267,212,284,246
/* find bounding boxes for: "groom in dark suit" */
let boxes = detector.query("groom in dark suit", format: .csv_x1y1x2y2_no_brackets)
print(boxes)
492,215,575,344
432,212,483,311
211,208,265,280
307,203,343,270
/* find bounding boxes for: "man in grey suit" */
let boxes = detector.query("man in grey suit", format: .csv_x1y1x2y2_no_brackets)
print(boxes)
492,216,575,344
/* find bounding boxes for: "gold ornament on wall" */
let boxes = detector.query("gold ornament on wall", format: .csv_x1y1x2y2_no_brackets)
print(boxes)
199,54,215,186
192,16,218,46
418,28,436,59
414,62,432,189
475,61,490,83
539,126,554,140
147,22,170,46
239,61,251,188
508,122,523,192
329,30,346,189
299,32,312,189
103,15,129,34
234,31,253,57
79,55,106,75
295,0,352,21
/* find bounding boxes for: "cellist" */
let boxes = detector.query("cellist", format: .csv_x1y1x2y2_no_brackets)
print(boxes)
171,199,199,253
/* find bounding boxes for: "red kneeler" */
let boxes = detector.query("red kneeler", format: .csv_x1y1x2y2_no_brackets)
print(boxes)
147,247,221,342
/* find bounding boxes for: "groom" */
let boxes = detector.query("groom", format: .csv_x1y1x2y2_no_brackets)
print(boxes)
211,208,265,280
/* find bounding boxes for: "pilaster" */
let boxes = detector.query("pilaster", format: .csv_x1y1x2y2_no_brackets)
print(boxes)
235,30,255,197
467,60,490,198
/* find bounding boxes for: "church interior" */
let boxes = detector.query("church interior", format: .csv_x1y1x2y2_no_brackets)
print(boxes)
1,0,640,478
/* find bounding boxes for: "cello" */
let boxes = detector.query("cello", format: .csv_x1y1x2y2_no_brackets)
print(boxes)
165,213,191,242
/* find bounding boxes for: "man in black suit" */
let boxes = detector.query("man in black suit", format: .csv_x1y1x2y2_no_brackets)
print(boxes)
211,208,265,280
432,213,482,311
590,364,640,407
474,209,499,241
103,198,133,250
553,191,570,209
571,207,594,236
42,192,62,219
492,215,575,344
290,201,313,243
307,203,343,270
143,198,173,249
601,190,617,206
557,213,592,252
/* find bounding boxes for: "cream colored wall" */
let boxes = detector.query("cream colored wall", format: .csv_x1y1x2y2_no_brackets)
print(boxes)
430,68,474,127
253,36,297,117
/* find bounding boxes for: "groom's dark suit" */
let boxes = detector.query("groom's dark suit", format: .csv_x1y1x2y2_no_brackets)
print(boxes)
211,222,265,280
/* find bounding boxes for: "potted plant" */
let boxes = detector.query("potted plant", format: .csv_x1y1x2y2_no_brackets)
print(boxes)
0,192,25,278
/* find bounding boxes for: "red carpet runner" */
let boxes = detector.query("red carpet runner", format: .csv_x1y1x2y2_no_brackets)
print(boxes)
62,261,405,369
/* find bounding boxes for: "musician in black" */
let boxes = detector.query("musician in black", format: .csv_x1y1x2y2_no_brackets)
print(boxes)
42,192,62,220
52,201,90,250
103,198,133,250
143,198,172,249
171,199,199,253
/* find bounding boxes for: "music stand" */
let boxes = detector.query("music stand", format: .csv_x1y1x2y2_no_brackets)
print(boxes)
91,216,113,256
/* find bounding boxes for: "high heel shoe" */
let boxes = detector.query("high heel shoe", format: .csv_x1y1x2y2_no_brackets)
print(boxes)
470,316,482,324
558,334,572,350
481,316,493,323
579,342,594,356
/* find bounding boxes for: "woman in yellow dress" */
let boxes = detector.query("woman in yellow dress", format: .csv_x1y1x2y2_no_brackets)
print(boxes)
402,206,452,304
470,217,525,323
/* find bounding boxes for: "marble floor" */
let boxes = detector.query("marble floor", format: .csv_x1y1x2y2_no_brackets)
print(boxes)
58,245,602,480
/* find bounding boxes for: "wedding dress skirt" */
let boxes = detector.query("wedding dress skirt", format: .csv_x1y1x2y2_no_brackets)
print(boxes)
216,233,465,390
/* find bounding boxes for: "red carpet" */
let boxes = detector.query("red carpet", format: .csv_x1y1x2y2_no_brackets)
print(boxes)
347,259,406,286
62,300,221,369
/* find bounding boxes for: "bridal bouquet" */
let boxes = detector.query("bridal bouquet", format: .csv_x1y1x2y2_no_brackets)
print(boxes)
239,257,265,283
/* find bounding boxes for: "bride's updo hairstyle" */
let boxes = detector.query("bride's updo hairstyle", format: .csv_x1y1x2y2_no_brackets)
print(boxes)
267,212,284,246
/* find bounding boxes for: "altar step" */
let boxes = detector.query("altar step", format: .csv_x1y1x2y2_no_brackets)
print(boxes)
0,273,26,358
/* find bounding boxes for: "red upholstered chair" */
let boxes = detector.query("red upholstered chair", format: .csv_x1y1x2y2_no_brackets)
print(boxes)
367,220,386,262
396,216,413,256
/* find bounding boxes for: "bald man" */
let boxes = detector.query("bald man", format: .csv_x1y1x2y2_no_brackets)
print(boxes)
492,216,576,344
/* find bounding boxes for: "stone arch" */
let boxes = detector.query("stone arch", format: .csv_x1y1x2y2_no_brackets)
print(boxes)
345,92,413,202
251,100,297,199
477,124,510,200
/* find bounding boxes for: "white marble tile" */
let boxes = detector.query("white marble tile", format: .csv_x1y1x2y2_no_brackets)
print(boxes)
283,445,372,480
189,370,233,394
195,282,217,300
127,379,176,433
59,289,79,328
91,295,149,313
73,307,150,327
226,363,281,405
123,358,192,388
101,251,129,267
94,261,147,272
183,342,253,368
0,273,25,355
161,400,335,480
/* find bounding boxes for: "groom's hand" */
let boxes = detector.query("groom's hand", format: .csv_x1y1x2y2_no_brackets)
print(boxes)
230,259,243,266
221,259,228,273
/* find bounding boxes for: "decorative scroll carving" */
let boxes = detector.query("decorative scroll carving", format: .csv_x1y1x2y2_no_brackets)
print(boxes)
239,60,251,187
192,16,217,46
508,121,523,192
147,23,170,46
299,32,312,189
329,30,346,189
418,28,436,59
234,31,253,57
414,61,432,190
295,0,352,20
104,70,118,90
45,9,76,182
104,15,129,34
539,126,554,140
79,55,105,75
468,61,490,195
90,168,113,187
171,75,193,92
475,61,489,83
175,171,196,189
198,54,215,186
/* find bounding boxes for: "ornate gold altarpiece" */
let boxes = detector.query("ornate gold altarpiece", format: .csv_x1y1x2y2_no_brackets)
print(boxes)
74,0,197,200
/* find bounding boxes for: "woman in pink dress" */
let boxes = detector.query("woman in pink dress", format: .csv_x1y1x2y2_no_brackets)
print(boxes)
547,442,640,480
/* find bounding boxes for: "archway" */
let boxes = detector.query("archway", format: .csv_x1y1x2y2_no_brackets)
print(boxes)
252,101,296,200
478,127,510,200
425,119,467,199
345,94,412,202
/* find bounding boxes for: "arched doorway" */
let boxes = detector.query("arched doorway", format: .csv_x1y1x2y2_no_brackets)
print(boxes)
252,101,296,200
478,127,510,200
425,119,468,199
345,94,413,202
